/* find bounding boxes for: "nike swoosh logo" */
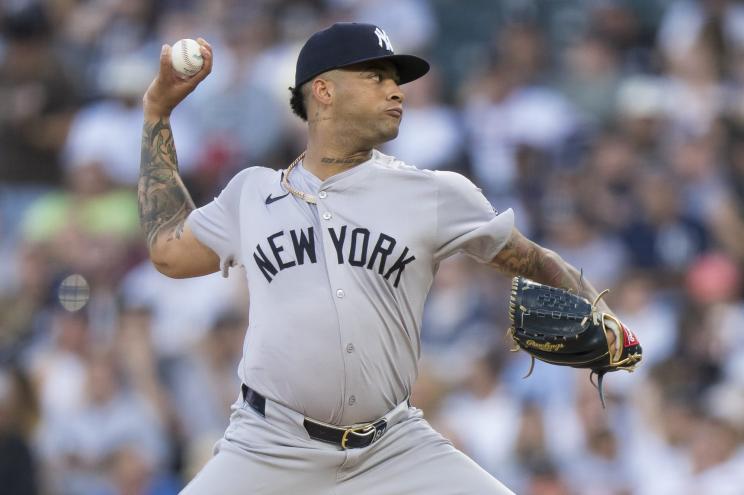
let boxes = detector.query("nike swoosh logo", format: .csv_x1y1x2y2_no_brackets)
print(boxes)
265,192,290,205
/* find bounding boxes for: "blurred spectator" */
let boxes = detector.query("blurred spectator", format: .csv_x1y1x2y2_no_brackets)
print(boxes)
0,244,53,362
17,151,143,341
421,255,497,376
513,402,547,470
168,310,246,445
559,35,622,128
119,261,246,359
667,134,725,221
62,51,201,187
440,347,522,483
685,253,744,385
0,2,78,186
684,410,744,494
711,125,744,262
347,0,437,53
461,23,579,211
30,310,91,421
523,460,572,495
620,170,709,282
19,166,140,281
614,76,668,159
588,1,651,71
664,39,725,137
542,204,628,289
0,2,81,274
382,68,465,172
609,273,678,372
39,349,168,495
101,446,181,495
0,366,39,495
575,132,641,232
659,0,744,78
115,307,173,435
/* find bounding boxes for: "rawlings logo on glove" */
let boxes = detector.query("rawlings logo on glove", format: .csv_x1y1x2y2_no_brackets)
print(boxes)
508,276,643,407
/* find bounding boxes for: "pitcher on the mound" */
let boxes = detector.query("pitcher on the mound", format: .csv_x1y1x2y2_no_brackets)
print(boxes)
139,22,630,495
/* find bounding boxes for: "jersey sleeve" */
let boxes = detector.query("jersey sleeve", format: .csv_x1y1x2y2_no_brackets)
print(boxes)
433,171,514,263
186,168,251,276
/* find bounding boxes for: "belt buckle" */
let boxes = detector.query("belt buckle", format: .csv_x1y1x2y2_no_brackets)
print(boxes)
340,423,376,449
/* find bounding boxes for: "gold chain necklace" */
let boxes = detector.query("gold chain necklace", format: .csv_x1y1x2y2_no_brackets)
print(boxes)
281,151,317,204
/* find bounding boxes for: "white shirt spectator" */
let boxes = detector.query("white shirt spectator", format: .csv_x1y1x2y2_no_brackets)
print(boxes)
63,99,200,185
384,105,463,170
120,260,245,358
465,86,578,195
440,385,522,479
658,0,744,59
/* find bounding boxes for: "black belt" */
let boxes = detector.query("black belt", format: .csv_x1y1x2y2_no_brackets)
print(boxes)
241,384,388,449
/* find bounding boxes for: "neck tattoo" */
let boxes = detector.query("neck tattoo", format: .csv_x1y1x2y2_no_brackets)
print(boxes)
282,151,371,205
320,156,367,165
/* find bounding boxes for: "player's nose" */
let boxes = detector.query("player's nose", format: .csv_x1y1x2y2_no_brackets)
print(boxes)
387,81,404,104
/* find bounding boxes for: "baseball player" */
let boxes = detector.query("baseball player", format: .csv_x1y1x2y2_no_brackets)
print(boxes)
139,23,627,495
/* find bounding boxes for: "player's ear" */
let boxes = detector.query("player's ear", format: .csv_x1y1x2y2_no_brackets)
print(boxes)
311,77,334,106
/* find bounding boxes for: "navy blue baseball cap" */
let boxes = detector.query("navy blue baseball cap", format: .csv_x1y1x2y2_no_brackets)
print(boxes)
294,23,430,88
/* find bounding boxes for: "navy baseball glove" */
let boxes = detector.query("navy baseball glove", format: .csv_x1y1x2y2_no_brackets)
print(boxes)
508,276,642,406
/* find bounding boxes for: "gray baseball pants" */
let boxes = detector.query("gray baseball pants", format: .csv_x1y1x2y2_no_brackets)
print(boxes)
180,393,515,495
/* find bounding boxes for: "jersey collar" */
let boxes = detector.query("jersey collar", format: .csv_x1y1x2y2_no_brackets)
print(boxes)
296,149,378,187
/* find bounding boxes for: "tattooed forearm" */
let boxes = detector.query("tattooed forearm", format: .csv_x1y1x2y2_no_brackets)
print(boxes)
138,117,196,250
490,235,548,281
490,231,608,309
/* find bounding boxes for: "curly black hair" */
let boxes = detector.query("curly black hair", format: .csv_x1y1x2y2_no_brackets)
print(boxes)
289,85,307,121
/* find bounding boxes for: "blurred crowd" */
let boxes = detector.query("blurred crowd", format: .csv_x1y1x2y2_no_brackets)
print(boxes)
2,0,744,494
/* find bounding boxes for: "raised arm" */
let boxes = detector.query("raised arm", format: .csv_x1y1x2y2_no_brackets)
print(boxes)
138,39,219,278
490,227,611,313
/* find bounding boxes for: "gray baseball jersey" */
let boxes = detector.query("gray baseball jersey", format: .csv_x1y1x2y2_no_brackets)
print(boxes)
186,149,514,426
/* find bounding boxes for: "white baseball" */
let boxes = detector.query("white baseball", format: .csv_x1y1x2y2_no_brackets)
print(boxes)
170,38,204,77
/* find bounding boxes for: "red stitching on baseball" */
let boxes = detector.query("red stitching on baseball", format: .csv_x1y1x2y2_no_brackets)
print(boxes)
181,41,199,72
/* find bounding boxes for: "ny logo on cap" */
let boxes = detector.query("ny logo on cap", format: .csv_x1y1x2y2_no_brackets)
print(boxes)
374,27,394,52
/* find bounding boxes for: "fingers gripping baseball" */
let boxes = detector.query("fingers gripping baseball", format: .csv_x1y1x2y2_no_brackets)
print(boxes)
143,37,213,117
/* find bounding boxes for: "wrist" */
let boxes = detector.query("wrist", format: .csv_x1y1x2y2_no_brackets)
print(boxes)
143,97,172,120
143,106,171,121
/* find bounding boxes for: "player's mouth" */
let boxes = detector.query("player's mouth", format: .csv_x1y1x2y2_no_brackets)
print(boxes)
385,107,403,119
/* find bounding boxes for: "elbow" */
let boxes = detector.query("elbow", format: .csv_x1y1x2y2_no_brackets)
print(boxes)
150,255,174,278
151,258,191,279
148,248,184,279
147,244,219,279
152,259,178,278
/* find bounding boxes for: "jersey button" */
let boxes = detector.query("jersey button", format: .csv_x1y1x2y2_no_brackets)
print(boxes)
348,395,356,406
336,289,345,298
319,191,327,199
346,343,355,353
322,212,332,220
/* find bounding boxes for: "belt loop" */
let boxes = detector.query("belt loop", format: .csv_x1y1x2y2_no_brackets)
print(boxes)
242,384,266,417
